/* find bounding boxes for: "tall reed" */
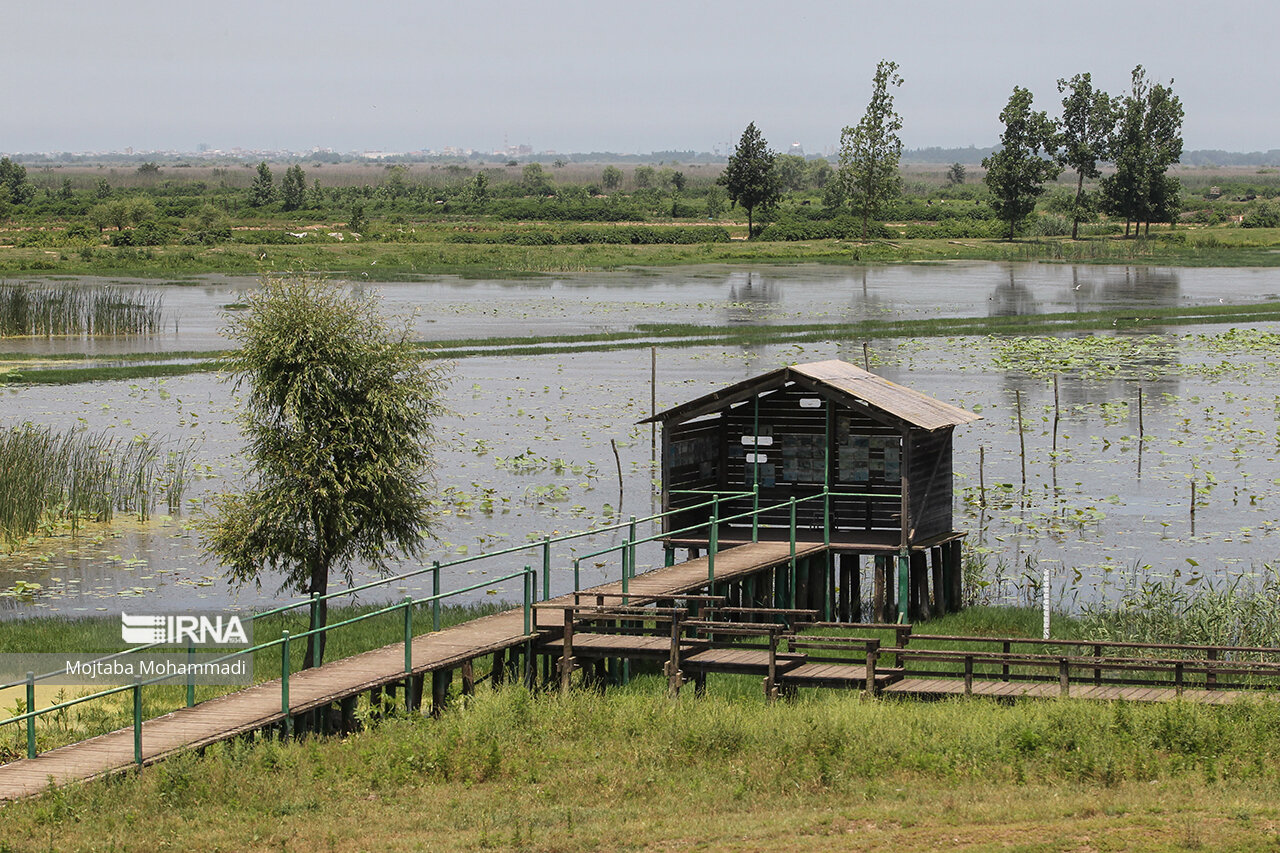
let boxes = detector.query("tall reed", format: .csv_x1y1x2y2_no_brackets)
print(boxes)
0,424,194,543
0,282,164,337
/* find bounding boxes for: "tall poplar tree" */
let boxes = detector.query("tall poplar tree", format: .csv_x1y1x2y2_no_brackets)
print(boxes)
1057,73,1117,239
838,60,905,239
1101,66,1183,236
983,87,1062,239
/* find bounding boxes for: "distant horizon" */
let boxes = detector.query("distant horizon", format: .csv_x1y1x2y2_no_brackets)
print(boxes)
5,143,1280,168
6,1,1278,159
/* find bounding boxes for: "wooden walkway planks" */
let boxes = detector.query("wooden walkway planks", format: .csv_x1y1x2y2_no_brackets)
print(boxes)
0,540,814,802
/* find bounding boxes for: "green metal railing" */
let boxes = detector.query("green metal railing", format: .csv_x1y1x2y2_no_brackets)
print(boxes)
2,484,893,761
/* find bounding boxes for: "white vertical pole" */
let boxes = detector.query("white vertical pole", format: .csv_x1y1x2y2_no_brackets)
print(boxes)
1042,561,1051,640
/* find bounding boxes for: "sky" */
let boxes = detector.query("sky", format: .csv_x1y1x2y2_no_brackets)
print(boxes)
6,0,1278,156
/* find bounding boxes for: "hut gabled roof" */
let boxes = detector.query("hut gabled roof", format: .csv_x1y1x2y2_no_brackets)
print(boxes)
640,359,980,431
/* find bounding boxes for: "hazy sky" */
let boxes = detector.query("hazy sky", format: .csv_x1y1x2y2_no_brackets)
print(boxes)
7,0,1278,155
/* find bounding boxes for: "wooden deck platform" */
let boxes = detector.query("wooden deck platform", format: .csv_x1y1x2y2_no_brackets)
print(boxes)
0,540,817,802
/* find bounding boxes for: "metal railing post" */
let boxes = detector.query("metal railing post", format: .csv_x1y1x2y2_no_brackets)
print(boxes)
752,484,759,542
823,487,831,549
25,671,35,759
708,497,720,586
573,557,581,592
281,631,292,738
622,544,630,605
543,536,552,601
403,596,413,674
432,561,441,632
523,567,532,635
133,677,142,765
628,516,637,580
186,640,196,707
789,497,798,608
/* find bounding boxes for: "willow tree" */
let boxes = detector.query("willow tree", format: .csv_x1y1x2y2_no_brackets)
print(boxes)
204,276,448,667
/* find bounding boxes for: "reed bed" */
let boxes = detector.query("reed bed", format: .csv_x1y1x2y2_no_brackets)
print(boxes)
0,282,164,337
0,424,193,543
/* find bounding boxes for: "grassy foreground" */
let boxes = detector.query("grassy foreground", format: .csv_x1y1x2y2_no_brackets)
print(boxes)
3,685,1280,851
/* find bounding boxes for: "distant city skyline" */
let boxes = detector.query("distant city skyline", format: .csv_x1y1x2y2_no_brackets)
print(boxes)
7,1,1278,156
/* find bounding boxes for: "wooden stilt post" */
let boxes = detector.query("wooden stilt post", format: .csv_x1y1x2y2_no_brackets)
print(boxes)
461,660,475,696
931,546,945,615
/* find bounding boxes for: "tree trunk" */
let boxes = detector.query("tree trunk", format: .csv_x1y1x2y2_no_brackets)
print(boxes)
303,556,329,669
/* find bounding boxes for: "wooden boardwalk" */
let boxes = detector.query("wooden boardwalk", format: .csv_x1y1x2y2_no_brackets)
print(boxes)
0,540,819,802
882,677,1267,705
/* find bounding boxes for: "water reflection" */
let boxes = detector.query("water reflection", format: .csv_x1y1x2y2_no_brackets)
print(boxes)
723,272,781,325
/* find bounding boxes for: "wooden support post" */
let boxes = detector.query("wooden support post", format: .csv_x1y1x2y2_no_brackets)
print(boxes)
432,669,452,717
1093,644,1102,686
1059,659,1070,697
407,674,424,713
461,660,476,697
1002,641,1011,682
964,655,973,696
910,551,929,621
838,554,851,623
1175,661,1184,697
947,540,963,613
340,695,358,734
1206,648,1218,690
666,610,684,698
560,608,576,693
864,642,879,696
491,648,506,687
764,632,779,701
931,546,945,615
873,555,887,623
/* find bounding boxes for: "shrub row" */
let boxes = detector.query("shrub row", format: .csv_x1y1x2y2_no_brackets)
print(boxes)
445,225,730,245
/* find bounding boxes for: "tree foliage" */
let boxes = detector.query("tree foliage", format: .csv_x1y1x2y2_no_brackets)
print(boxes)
600,165,622,192
838,60,905,238
1057,73,1117,239
982,87,1062,239
1101,66,1183,236
280,165,307,211
248,161,276,208
0,158,34,206
718,122,781,238
203,276,448,667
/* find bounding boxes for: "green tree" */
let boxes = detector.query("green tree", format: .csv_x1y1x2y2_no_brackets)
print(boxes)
633,165,655,189
349,202,367,233
1101,66,1183,237
0,158,34,206
280,164,307,211
982,87,1062,239
601,165,622,191
468,171,489,204
718,121,781,238
946,163,966,185
838,60,905,239
248,161,276,208
704,184,727,219
203,276,448,667
775,155,807,192
521,162,549,194
95,178,111,199
59,178,74,200
1057,73,1117,239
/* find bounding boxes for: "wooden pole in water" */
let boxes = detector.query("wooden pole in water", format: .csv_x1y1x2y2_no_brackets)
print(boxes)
1137,384,1145,477
1015,390,1027,494
611,439,624,516
1052,375,1060,454
979,445,986,509
1190,479,1196,534
863,342,870,372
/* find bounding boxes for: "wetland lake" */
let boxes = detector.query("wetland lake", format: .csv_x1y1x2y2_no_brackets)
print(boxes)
3,261,1280,618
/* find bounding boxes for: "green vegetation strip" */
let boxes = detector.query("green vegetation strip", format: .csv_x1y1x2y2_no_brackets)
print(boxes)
3,684,1280,849
7,299,1280,384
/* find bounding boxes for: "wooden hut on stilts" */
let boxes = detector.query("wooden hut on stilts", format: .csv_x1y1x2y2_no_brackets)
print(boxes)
641,360,980,622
